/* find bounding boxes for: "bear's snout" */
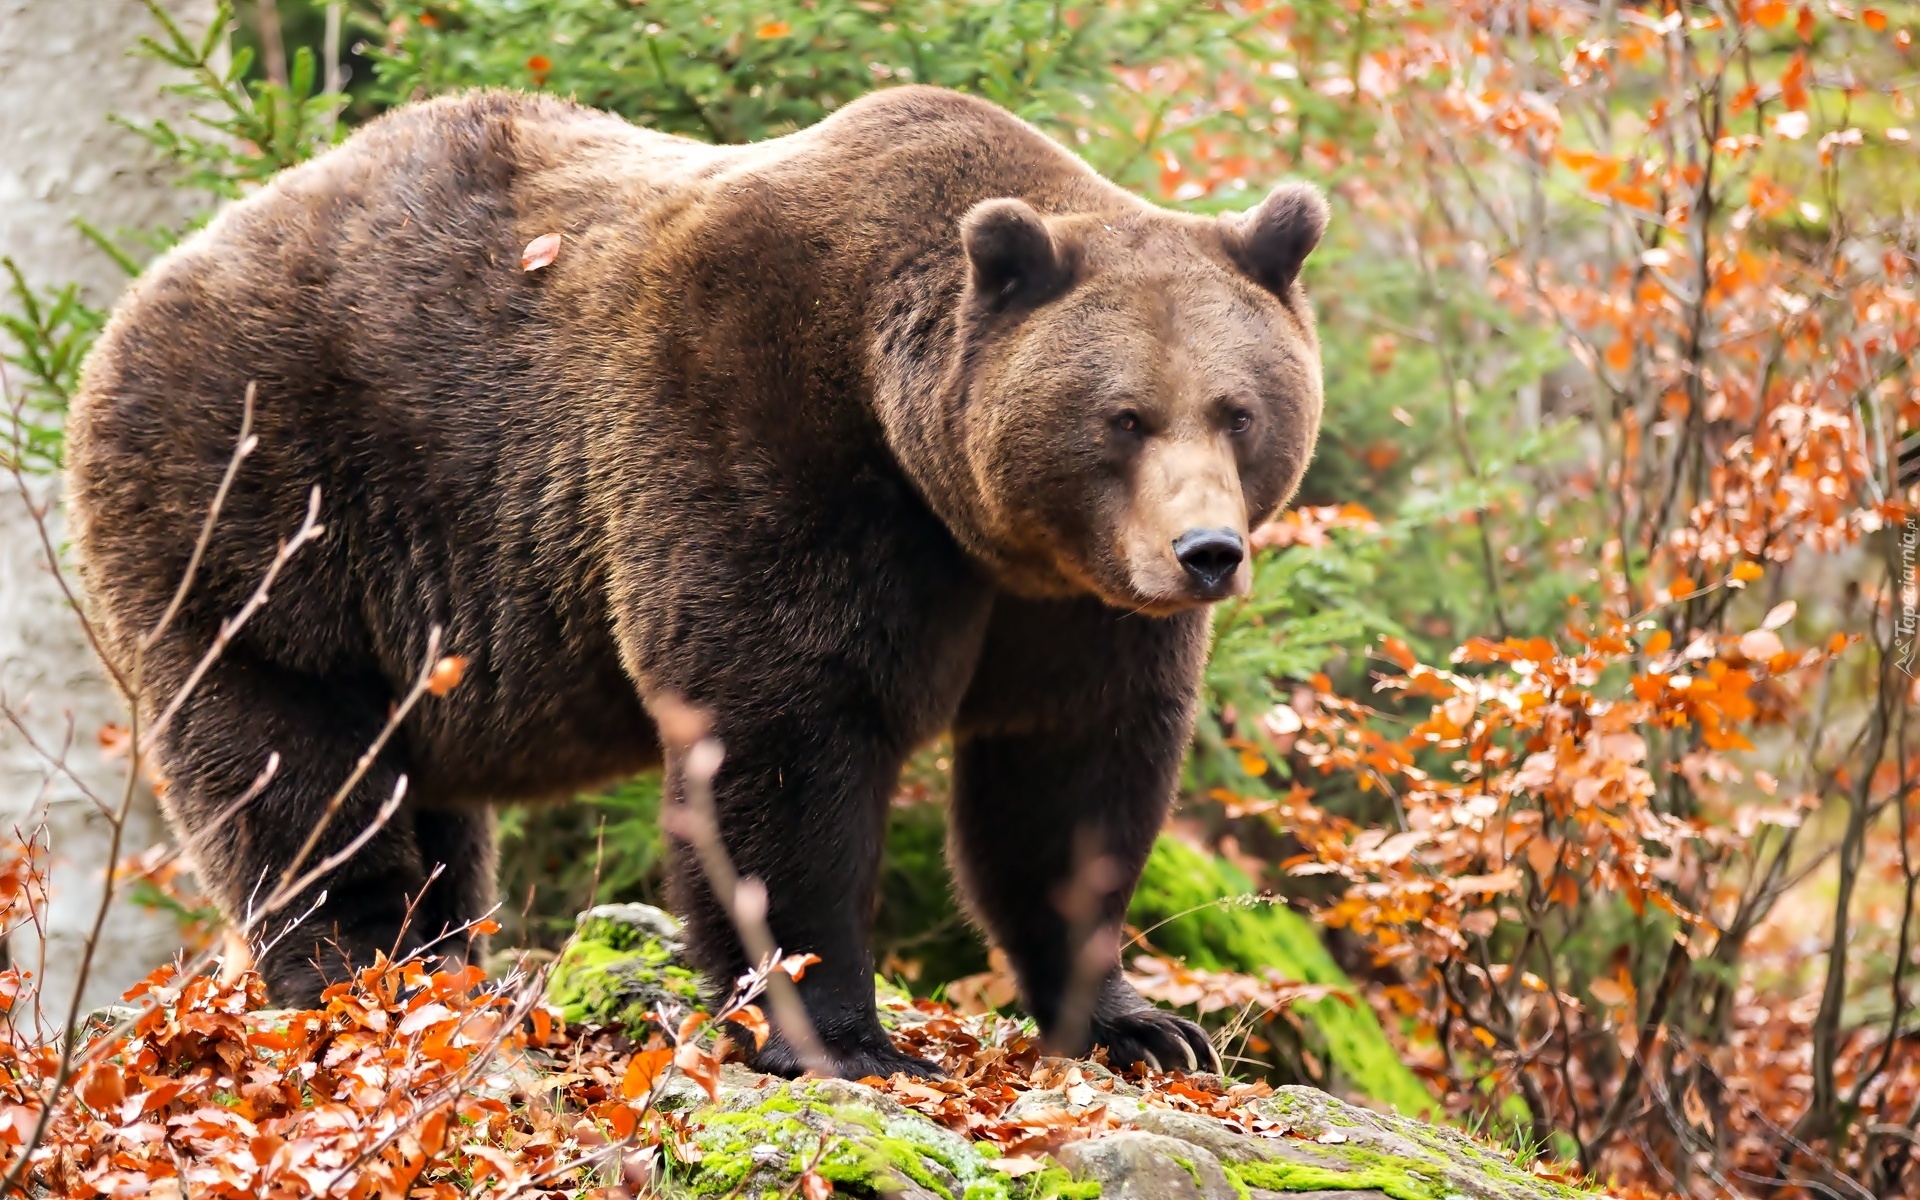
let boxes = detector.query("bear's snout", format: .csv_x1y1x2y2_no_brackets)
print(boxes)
1172,527,1245,597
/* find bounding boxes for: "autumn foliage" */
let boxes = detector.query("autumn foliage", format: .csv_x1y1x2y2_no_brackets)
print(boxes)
2,0,1918,1198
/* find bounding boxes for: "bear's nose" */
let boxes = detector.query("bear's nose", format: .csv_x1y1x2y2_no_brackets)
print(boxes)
1172,528,1245,596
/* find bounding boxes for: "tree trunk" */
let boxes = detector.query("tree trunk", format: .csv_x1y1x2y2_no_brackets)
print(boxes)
0,0,215,1026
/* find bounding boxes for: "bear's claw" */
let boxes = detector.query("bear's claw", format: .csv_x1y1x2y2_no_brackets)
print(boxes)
1090,1007,1222,1076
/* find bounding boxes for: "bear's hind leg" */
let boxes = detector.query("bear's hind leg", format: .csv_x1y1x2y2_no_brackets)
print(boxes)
157,651,450,1007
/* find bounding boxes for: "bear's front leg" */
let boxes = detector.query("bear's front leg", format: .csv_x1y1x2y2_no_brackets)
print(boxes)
659,703,941,1080
951,595,1222,1075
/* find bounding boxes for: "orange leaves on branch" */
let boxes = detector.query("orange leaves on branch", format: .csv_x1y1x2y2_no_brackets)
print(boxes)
730,1002,772,1049
0,949,587,1200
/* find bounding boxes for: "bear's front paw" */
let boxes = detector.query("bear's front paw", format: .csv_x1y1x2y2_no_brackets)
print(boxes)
748,1029,944,1082
1089,1007,1221,1075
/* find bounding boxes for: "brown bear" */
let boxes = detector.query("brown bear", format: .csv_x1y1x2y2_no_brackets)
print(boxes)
67,85,1327,1079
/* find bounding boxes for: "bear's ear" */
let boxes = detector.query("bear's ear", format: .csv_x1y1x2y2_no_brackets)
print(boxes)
1221,182,1329,297
961,198,1070,311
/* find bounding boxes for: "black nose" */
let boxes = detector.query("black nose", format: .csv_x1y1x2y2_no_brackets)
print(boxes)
1172,528,1245,595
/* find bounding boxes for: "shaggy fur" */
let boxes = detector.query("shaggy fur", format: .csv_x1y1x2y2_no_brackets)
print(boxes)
67,86,1327,1078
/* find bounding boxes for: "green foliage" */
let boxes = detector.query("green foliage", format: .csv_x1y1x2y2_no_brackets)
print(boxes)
123,0,343,200
875,796,992,988
1132,838,1436,1116
366,0,1245,157
1194,525,1399,795
494,772,665,946
0,260,104,472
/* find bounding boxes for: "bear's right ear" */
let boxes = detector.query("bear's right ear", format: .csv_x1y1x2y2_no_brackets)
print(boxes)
1221,182,1329,298
961,198,1070,311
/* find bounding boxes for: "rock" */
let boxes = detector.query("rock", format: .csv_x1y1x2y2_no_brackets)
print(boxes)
77,1004,142,1046
1058,1131,1238,1199
546,902,701,1035
1129,1107,1277,1162
1005,1084,1143,1124
675,1074,1003,1199
548,903,1613,1200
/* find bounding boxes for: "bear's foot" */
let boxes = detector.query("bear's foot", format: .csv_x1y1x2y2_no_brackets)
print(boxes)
748,1028,943,1081
1089,1007,1221,1075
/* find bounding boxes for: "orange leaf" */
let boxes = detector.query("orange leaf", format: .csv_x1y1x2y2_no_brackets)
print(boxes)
779,952,822,982
676,1011,710,1044
803,1171,835,1199
1608,182,1656,210
675,1042,723,1101
1864,7,1887,30
730,1003,772,1050
1644,629,1672,656
1754,0,1788,25
1781,51,1810,111
621,1048,674,1099
427,655,467,696
1381,636,1417,670
521,233,562,272
607,1102,638,1139
78,1063,125,1113
756,20,791,38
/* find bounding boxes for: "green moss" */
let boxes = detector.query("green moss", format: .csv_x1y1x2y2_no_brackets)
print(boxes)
545,920,700,1032
1012,1169,1101,1199
672,1081,1003,1200
1233,1088,1606,1200
1228,1159,1440,1200
1130,838,1436,1116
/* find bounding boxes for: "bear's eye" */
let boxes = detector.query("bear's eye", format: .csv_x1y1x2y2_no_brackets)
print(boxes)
1111,410,1144,436
1228,408,1255,435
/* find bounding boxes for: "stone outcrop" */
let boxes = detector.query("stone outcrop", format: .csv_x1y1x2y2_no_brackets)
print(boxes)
550,904,1612,1200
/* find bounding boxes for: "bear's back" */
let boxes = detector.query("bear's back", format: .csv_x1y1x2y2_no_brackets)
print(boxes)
63,85,1115,799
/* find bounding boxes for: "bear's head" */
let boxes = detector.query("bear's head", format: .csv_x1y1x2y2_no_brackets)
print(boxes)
937,182,1329,615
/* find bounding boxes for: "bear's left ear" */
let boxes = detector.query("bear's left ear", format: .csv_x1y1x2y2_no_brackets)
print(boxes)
961,198,1072,311
1221,182,1329,297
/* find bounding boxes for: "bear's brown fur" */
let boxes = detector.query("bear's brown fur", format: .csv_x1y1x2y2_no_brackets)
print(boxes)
67,86,1327,1078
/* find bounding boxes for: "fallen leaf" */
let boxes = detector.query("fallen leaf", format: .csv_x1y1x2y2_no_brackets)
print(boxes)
621,1048,674,1100
521,233,562,272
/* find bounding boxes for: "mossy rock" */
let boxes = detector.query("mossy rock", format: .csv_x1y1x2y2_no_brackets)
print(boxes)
662,1072,1010,1199
1131,838,1437,1117
1212,1086,1602,1200
549,906,1608,1200
546,902,702,1032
